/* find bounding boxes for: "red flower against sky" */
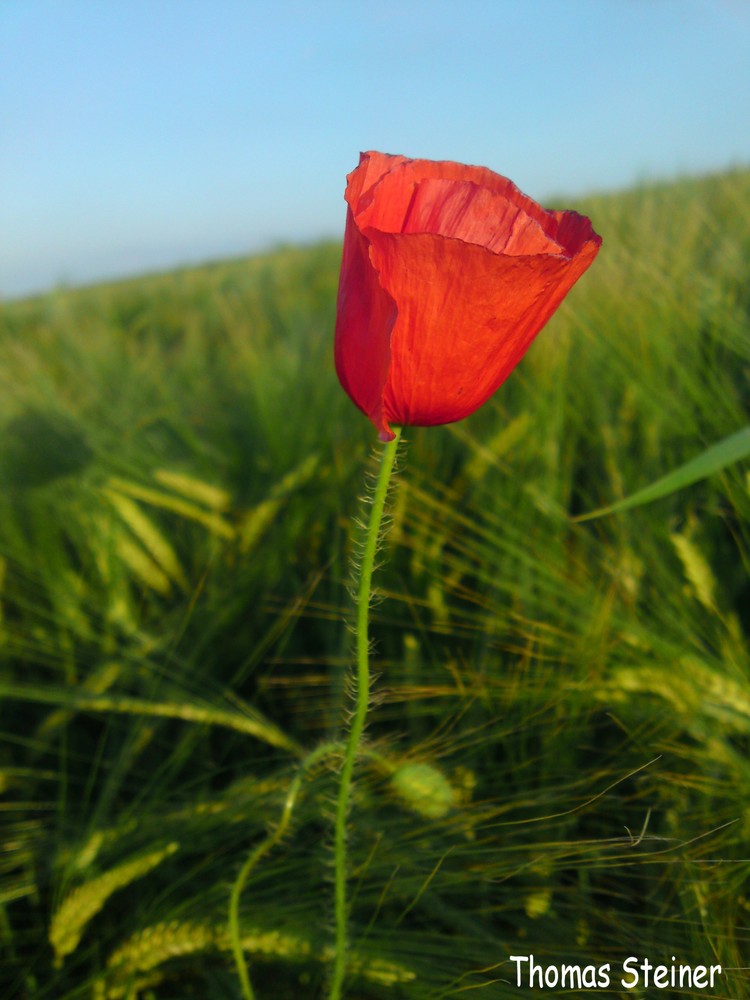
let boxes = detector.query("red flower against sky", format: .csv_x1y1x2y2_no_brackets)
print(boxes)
335,151,602,440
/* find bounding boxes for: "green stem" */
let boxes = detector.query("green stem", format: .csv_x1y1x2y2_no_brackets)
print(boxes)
229,740,339,1000
328,428,402,1000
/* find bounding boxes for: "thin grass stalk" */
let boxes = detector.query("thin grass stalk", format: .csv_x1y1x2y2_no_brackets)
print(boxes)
229,740,340,1000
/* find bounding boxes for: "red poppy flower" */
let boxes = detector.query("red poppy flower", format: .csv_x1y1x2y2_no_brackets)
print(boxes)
335,151,602,441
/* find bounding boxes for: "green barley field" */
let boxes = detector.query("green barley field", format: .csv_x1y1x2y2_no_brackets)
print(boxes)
1,168,749,999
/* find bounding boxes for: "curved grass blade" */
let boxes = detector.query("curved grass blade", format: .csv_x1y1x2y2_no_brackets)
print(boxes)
574,425,750,521
0,683,300,754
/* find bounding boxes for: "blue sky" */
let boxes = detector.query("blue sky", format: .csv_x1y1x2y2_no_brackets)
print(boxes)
2,0,749,297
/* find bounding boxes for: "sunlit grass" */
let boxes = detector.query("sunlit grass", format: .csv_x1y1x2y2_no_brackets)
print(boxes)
0,171,749,998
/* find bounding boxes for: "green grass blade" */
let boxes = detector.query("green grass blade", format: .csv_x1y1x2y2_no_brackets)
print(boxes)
0,683,300,754
575,424,750,520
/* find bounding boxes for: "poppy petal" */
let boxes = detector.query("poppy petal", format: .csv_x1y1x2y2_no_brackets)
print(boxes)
334,207,397,439
335,152,602,439
367,227,600,433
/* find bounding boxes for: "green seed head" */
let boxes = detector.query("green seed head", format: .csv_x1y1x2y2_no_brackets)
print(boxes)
390,762,457,819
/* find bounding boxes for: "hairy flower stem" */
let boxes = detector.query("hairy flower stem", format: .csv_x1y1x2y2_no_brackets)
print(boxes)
329,428,402,1000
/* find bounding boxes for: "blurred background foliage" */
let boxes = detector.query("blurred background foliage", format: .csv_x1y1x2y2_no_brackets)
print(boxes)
0,168,749,998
